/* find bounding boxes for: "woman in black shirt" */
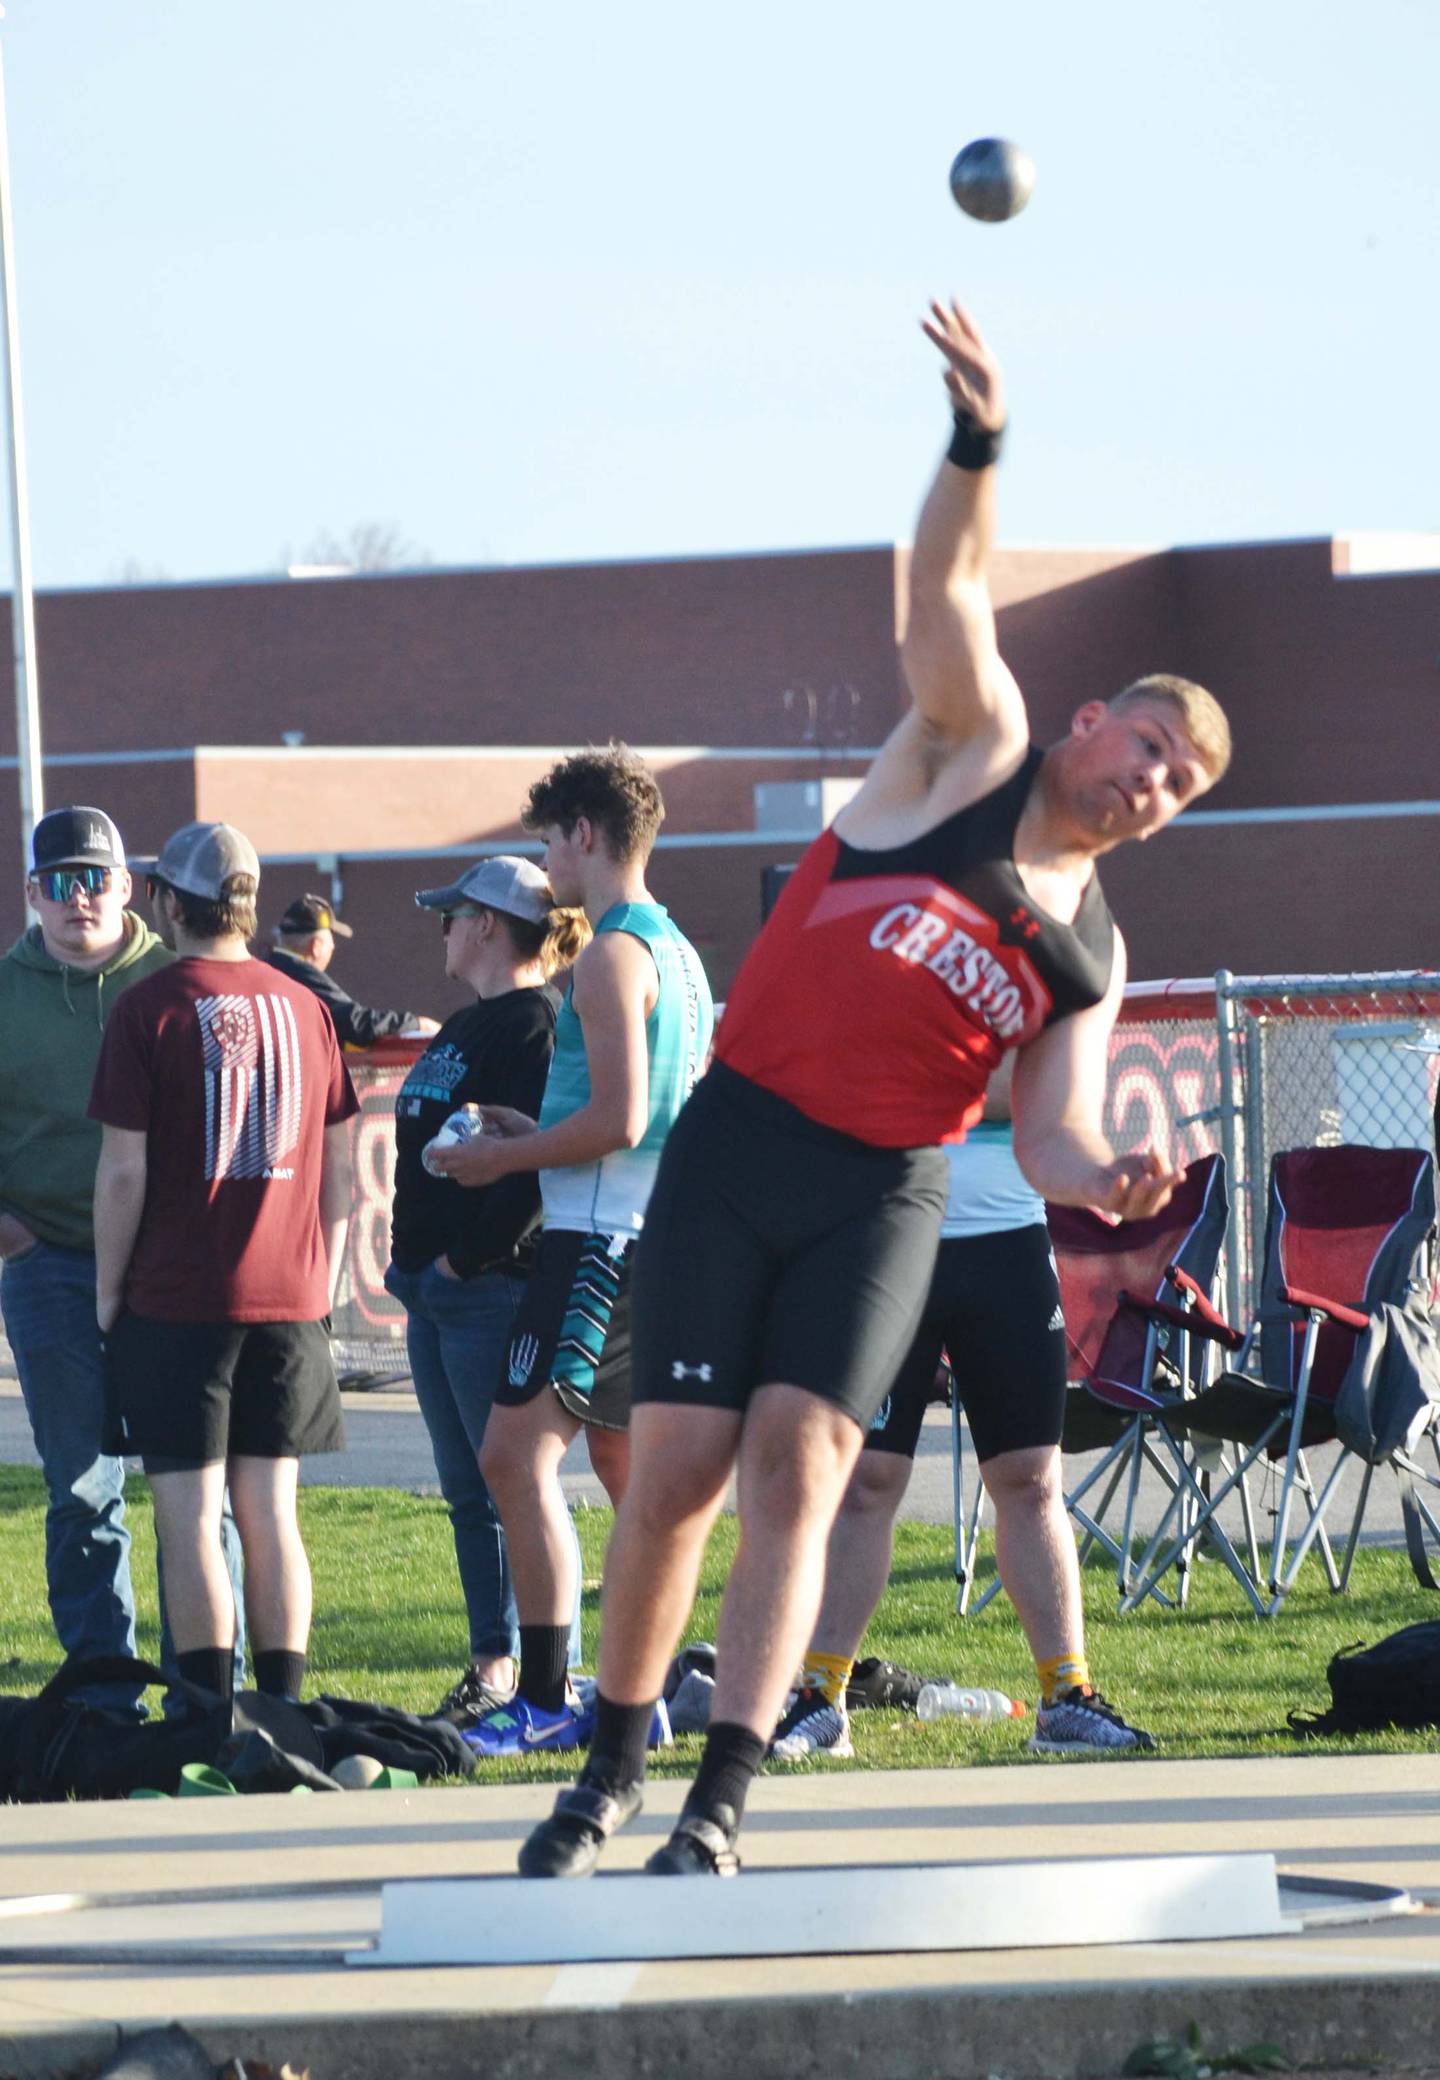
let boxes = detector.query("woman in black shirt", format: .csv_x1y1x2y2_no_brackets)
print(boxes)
385,856,587,1721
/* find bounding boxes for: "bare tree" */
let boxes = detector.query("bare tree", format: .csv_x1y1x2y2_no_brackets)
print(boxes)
108,556,170,585
281,522,432,574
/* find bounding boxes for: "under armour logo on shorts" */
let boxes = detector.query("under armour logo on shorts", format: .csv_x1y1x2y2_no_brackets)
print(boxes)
671,1360,713,1382
509,1334,540,1387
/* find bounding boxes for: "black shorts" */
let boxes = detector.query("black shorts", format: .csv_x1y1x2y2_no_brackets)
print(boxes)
495,1228,635,1432
630,1063,947,1430
866,1222,1066,1463
104,1313,343,1469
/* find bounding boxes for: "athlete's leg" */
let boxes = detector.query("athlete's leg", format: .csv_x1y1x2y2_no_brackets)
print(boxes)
147,1463,234,1654
708,1382,868,1734
593,1400,741,1706
983,1441,1082,1665
585,1424,630,1507
479,1390,582,1629
808,1446,913,1663
226,1453,311,1654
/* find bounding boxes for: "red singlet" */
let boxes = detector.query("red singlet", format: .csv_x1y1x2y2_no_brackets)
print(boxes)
716,749,1115,1148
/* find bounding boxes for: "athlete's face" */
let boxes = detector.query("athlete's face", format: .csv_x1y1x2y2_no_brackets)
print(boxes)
26,863,132,968
1062,699,1212,845
538,822,586,908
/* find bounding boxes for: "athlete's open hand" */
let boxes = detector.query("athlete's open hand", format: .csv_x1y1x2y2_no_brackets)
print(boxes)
1086,1148,1187,1224
920,300,1006,433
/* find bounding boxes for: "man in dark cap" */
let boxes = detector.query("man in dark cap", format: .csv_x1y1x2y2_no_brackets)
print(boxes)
0,806,241,1710
266,892,437,1049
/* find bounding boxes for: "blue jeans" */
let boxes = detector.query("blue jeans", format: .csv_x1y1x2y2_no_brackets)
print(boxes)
2,1240,246,1715
385,1259,582,1667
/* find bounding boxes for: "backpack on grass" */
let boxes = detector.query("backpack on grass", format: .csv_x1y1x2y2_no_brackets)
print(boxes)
1288,1621,1440,1737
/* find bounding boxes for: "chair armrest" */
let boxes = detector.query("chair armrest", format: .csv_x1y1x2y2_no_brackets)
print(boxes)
1278,1283,1369,1332
1165,1265,1247,1348
1116,1290,1245,1351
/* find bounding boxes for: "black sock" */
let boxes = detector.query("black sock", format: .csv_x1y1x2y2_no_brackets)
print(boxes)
254,1649,307,1700
177,1646,234,1703
582,1692,654,1792
517,1625,571,1713
681,1721,768,1839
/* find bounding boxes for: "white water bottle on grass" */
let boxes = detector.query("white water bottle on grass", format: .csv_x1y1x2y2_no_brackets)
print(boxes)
916,1682,1026,1723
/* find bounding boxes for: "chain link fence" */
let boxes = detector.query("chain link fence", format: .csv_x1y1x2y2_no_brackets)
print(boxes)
1215,971,1440,1325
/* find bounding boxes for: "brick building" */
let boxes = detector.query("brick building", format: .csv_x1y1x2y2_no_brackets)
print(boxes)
2,533,1436,1016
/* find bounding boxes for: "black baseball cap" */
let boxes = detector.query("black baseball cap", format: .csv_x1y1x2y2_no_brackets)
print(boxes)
277,893,353,939
31,806,126,875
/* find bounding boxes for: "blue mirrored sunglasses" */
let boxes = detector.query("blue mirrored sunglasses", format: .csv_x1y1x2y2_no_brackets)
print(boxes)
36,866,113,901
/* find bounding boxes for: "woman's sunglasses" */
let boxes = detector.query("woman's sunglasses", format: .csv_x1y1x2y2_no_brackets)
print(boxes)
440,906,482,937
35,866,113,901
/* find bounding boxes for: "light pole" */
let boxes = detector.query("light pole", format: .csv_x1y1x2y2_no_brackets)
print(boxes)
0,16,43,880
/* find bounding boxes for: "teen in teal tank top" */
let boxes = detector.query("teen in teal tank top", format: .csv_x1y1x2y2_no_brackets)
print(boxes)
538,901,713,1237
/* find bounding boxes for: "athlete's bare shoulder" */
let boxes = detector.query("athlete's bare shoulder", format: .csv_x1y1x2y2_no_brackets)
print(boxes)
834,703,1030,850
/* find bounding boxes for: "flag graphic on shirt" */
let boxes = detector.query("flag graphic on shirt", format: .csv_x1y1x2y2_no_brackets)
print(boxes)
198,993,304,1182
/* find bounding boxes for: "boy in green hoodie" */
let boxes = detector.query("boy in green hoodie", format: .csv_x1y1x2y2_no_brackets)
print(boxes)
0,806,240,1713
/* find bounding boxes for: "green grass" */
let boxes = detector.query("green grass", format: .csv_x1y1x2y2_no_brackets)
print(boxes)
3,1462,1435,1782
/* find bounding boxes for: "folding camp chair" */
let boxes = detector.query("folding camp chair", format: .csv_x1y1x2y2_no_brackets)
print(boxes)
953,1153,1237,1614
1123,1144,1440,1618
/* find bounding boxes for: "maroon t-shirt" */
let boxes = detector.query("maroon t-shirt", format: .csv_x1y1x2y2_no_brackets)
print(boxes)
88,956,359,1323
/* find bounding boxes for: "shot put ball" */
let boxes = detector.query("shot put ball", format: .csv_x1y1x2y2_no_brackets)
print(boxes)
331,1752,386,1789
949,138,1035,222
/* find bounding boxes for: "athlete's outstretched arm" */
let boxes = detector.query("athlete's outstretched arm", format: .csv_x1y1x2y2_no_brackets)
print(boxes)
899,301,1027,750
1009,937,1185,1222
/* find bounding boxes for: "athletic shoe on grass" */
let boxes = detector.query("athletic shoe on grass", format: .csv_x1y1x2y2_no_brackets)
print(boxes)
769,1686,853,1763
463,1697,595,1757
1026,1685,1155,1755
845,1656,925,1712
433,1663,515,1728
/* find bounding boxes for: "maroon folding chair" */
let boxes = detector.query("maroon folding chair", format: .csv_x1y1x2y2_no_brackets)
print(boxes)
1124,1145,1439,1616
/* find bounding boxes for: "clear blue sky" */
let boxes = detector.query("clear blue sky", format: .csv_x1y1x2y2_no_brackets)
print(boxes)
5,0,1437,588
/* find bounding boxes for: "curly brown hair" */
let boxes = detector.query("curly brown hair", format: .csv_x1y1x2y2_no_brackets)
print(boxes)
521,744,665,864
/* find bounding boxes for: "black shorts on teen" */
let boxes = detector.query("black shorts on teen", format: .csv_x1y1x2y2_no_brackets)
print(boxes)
629,1062,947,1431
495,1227,635,1432
103,1313,343,1470
866,1222,1067,1463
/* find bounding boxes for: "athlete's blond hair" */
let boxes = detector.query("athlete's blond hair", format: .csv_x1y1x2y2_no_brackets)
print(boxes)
1109,674,1231,781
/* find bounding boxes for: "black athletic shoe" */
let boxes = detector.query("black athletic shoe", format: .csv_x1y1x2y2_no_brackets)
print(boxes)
433,1663,515,1729
644,1811,741,1877
1027,1686,1157,1755
517,1778,644,1878
845,1657,925,1713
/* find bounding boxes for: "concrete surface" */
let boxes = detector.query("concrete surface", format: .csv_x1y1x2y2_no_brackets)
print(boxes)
2,1754,1438,2079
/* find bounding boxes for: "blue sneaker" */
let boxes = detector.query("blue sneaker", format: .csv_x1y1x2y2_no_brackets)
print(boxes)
462,1696,594,1757
570,1679,673,1750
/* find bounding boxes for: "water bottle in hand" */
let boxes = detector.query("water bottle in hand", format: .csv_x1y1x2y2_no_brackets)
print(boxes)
421,1104,486,1178
916,1682,1026,1723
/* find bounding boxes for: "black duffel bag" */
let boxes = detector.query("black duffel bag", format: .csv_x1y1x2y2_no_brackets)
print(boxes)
0,1655,336,1802
1289,1620,1440,1736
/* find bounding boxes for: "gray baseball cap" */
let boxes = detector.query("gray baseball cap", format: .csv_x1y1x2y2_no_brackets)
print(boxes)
415,855,552,925
153,821,261,900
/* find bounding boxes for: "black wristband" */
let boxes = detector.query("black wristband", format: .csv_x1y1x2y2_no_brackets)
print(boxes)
947,411,1005,472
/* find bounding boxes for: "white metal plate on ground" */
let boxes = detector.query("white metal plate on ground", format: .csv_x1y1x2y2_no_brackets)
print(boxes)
352,1852,1288,1968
